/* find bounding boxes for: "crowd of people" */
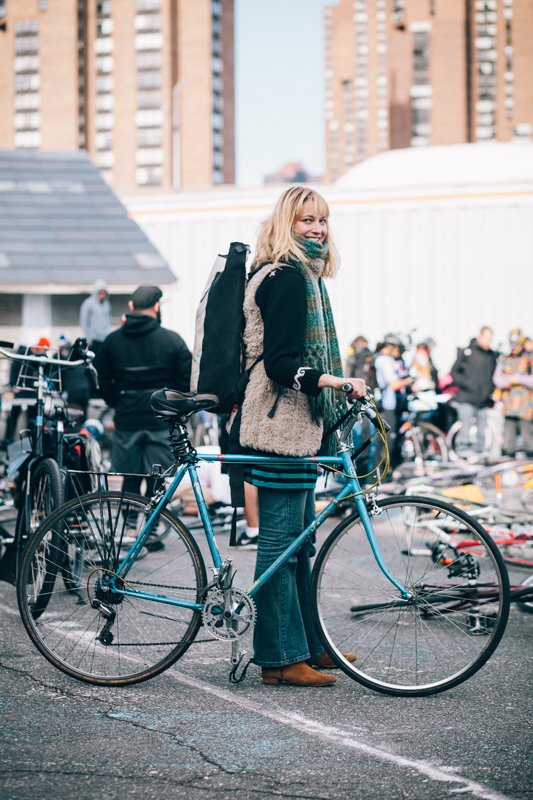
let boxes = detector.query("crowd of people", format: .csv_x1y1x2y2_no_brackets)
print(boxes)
344,326,533,473
3,183,533,690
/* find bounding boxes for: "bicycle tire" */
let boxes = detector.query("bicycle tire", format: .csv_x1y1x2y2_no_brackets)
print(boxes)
17,491,207,686
417,422,449,462
399,422,448,472
516,573,533,614
25,458,64,619
447,421,494,460
520,487,533,513
500,547,533,569
311,496,510,697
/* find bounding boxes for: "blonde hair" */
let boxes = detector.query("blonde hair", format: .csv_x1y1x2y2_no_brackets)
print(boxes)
253,186,340,278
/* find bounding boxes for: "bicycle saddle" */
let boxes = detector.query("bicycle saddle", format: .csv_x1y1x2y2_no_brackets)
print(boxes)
45,407,84,423
151,388,219,417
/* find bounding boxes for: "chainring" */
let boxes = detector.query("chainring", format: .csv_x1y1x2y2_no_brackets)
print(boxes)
202,587,256,641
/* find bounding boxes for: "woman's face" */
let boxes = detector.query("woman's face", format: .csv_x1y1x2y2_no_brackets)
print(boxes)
293,200,328,243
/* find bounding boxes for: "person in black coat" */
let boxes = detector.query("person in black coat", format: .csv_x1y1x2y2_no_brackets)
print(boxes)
450,327,498,456
95,286,192,523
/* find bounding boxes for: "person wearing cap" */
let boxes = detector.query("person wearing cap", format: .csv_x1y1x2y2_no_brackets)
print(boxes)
493,329,533,457
374,335,414,469
6,337,51,443
451,327,498,457
79,279,112,357
95,286,192,543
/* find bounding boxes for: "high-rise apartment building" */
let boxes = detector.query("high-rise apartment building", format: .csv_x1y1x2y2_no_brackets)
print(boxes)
0,0,234,189
324,0,533,181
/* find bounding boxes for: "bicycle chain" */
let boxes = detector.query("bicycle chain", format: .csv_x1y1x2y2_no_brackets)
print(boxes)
106,581,234,646
127,580,202,592
109,638,217,646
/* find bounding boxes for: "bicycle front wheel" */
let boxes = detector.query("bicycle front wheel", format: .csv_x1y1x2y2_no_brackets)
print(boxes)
311,496,510,696
17,492,207,686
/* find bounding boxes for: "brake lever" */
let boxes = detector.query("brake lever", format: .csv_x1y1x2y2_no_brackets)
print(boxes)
341,383,391,432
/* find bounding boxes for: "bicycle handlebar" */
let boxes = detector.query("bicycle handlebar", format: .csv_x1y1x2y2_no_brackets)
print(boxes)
0,347,90,368
340,383,391,433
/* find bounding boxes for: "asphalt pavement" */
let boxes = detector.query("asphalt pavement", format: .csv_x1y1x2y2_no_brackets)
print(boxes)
1,522,532,800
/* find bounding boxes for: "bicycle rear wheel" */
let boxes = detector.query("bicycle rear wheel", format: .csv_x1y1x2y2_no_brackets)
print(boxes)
402,422,448,465
25,458,64,619
311,496,510,696
17,492,207,686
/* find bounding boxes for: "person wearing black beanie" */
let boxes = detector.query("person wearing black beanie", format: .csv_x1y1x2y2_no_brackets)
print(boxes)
95,286,192,548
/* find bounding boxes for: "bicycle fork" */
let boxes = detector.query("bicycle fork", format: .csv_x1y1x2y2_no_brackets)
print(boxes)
339,447,412,600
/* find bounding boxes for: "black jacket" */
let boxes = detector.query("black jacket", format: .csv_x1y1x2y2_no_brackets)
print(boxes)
451,338,497,407
95,313,192,431
345,346,373,381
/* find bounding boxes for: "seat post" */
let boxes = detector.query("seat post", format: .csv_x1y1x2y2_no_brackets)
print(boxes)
167,419,195,461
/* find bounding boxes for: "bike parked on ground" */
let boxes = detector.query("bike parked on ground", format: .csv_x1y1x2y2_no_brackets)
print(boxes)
0,339,99,607
17,387,510,697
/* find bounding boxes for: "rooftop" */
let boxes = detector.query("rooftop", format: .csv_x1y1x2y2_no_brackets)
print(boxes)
335,142,533,192
0,149,175,287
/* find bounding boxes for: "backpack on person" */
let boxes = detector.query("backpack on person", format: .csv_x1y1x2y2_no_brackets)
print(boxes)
190,241,257,533
190,242,252,414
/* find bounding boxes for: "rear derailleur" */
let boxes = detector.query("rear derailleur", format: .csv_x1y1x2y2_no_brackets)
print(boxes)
91,576,124,646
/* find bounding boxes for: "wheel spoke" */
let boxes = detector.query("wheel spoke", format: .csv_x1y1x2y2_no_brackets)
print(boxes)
18,492,206,686
312,496,510,696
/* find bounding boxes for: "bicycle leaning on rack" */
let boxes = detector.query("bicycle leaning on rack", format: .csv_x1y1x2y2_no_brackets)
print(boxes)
0,339,99,596
16,385,511,697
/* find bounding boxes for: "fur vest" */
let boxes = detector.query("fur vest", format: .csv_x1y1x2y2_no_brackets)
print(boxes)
238,263,323,457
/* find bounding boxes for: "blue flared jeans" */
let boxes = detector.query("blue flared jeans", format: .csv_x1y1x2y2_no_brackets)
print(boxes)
252,487,324,668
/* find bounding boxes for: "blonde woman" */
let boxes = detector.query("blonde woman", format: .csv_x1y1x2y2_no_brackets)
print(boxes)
234,186,365,686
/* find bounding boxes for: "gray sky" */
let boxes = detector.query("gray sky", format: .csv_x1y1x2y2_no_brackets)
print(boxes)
234,0,334,187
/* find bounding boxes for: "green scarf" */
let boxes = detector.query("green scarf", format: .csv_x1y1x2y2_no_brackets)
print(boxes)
290,236,347,455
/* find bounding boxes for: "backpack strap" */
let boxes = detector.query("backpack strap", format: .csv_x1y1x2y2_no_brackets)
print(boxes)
236,354,263,393
227,354,264,526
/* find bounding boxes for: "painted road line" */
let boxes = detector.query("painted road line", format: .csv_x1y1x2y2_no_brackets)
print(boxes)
0,601,511,800
168,667,512,800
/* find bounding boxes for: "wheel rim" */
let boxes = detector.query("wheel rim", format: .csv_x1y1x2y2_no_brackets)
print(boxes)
314,498,508,693
20,494,204,683
30,472,54,534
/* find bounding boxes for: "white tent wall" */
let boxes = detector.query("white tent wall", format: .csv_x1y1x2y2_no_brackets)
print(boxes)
325,194,533,372
123,144,533,376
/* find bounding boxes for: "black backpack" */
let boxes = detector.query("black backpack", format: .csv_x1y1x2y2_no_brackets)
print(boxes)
190,242,251,414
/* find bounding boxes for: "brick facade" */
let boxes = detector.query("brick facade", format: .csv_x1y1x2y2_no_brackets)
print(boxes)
0,0,235,190
325,0,533,182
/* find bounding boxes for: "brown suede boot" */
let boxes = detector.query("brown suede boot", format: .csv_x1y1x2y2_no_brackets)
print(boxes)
309,651,357,669
261,661,337,686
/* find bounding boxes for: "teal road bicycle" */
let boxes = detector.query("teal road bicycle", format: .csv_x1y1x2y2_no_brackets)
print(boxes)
17,388,510,696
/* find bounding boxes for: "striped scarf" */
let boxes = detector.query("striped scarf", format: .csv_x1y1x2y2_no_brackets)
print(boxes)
291,236,347,454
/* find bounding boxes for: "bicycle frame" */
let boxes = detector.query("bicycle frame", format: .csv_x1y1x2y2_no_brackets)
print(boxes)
0,342,95,576
110,448,411,611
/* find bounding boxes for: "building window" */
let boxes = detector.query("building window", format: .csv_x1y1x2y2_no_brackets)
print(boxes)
94,0,114,183
376,0,388,151
78,0,88,148
135,0,163,186
0,294,23,326
410,22,432,146
342,81,354,166
354,1,369,163
212,1,224,184
13,19,41,149
51,294,130,327
502,0,513,122
474,0,498,141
